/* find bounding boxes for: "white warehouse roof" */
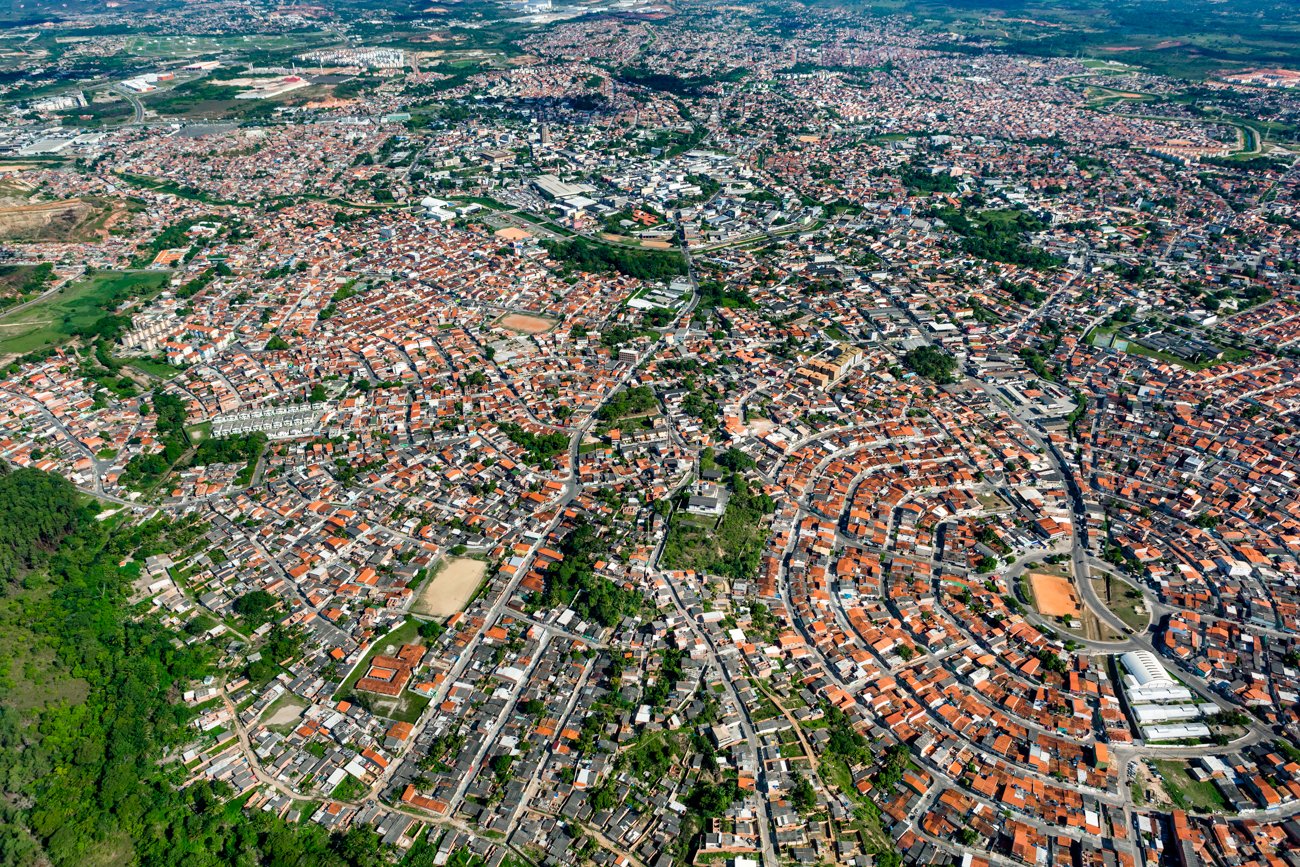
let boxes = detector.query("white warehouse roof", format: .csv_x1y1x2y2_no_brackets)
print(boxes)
1121,650,1175,688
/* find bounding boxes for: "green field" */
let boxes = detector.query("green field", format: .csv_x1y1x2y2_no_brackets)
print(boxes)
141,78,332,122
376,691,431,724
122,34,324,59
127,356,187,380
0,269,168,357
115,172,240,205
1152,759,1227,812
1091,574,1150,632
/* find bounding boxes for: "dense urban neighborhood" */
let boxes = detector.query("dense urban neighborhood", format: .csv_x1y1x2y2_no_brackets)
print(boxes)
2,0,1300,866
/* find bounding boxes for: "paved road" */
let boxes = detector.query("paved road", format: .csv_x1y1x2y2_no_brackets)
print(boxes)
649,522,779,866
503,655,595,833
363,333,666,806
111,84,146,124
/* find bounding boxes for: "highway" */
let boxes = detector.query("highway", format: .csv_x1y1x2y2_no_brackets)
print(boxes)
110,83,146,124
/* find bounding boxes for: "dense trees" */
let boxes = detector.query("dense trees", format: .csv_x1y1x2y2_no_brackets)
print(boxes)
598,324,650,348
825,703,870,764
233,589,279,627
532,520,642,627
713,447,755,472
194,431,266,467
641,646,685,708
0,467,399,866
542,238,687,281
899,165,960,194
685,776,746,817
596,386,657,422
194,432,267,485
790,773,817,814
0,467,84,581
902,345,958,384
497,422,568,466
934,206,1063,270
614,65,747,97
695,278,756,312
0,471,214,866
873,743,911,793
0,263,54,303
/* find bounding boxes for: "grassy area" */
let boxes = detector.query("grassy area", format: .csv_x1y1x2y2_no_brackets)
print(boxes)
0,269,168,357
1084,85,1156,108
661,480,773,581
378,691,431,725
127,356,187,380
122,33,320,58
1091,574,1149,632
1080,59,1141,73
1017,574,1036,609
332,618,421,700
115,172,242,205
977,492,1012,512
330,773,368,801
1153,759,1227,812
450,195,513,211
1092,328,1250,371
0,580,90,717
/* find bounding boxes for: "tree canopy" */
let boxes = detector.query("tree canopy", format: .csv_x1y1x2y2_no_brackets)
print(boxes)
902,345,958,384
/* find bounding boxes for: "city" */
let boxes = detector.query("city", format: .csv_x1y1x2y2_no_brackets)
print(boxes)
0,0,1299,866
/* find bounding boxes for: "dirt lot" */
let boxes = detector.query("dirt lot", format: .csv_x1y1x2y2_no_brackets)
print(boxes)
0,177,123,242
498,312,556,335
414,557,487,618
0,200,97,241
261,693,308,729
1029,572,1082,618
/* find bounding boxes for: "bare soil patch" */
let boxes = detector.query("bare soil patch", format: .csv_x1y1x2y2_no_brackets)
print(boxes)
261,693,309,728
0,200,97,241
1029,572,1081,618
414,557,487,618
499,312,556,335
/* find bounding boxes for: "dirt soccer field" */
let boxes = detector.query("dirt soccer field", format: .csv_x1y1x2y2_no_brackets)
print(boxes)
414,557,487,618
498,313,556,334
1029,572,1082,618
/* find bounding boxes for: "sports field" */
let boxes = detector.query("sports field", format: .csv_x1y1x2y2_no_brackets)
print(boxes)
1029,572,1082,619
498,313,556,335
414,557,487,618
